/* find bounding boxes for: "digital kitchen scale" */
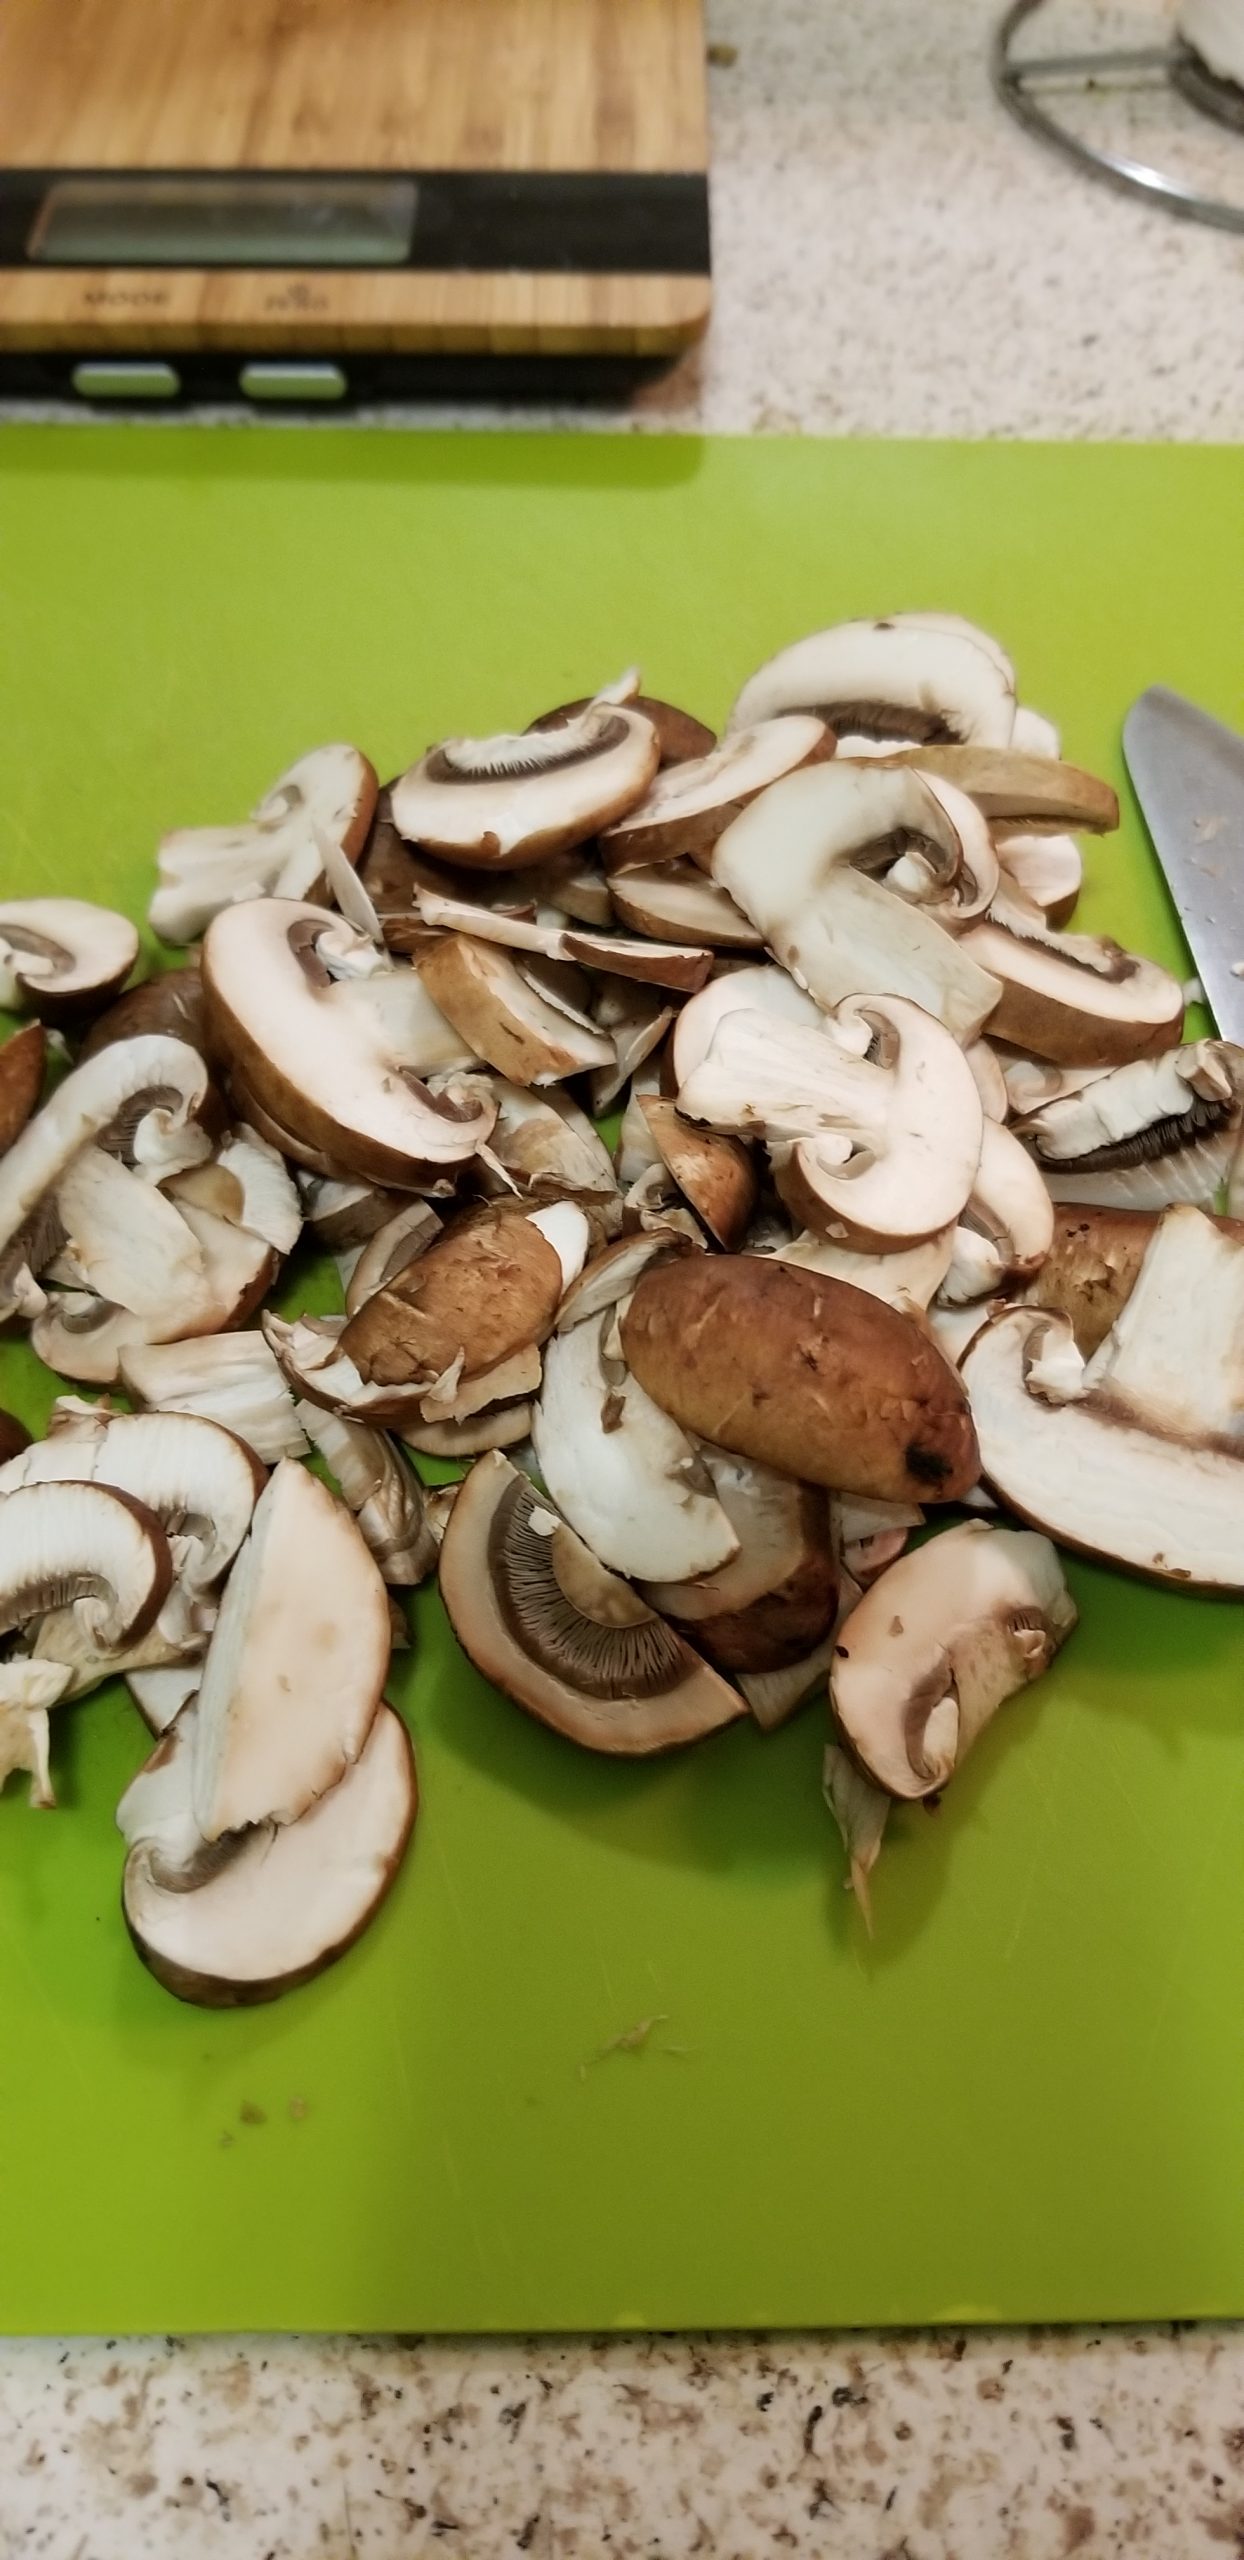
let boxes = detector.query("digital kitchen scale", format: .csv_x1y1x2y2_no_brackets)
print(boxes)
0,0,711,405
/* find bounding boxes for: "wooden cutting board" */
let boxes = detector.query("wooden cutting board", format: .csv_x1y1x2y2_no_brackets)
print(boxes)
0,0,710,375
1,427,1243,2334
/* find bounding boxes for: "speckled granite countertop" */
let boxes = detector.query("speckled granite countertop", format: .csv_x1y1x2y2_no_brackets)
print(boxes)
6,4,1244,2554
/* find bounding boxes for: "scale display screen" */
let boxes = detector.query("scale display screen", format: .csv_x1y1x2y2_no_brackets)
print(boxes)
29,175,419,266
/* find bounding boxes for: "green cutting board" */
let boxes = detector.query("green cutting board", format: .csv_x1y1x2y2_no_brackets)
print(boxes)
1,427,1243,2335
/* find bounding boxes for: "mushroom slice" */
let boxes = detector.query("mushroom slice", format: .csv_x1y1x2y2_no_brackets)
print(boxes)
1078,1206,1244,1441
728,616,1016,752
77,965,206,1064
938,1121,1054,1305
400,1403,535,1458
438,1453,744,1756
680,997,983,1250
600,717,831,872
871,745,1119,835
588,979,674,1113
0,1660,74,1807
0,1478,171,1657
994,830,1083,927
167,1125,303,1254
823,1742,891,1927
202,899,494,1185
555,1228,695,1332
299,1172,410,1253
531,1312,739,1584
416,935,614,1086
0,899,138,1021
620,1253,979,1503
959,912,1184,1066
121,1333,310,1463
610,863,761,950
149,743,378,943
338,1203,567,1403
711,765,1002,1042
641,1449,837,1672
671,963,824,1088
740,1630,842,1733
963,1306,1244,1587
31,1191,277,1386
391,706,659,869
344,1199,444,1315
128,1661,202,1737
530,690,716,769
1014,1040,1244,1209
122,1700,416,2007
834,1493,924,1585
830,1521,1075,1800
50,1145,207,1317
769,1226,955,1312
0,1023,46,1155
0,1406,263,1602
472,1081,619,1215
637,1096,757,1249
295,1404,435,1586
191,1458,389,1841
0,1034,210,1318
401,885,712,996
965,1039,1009,1123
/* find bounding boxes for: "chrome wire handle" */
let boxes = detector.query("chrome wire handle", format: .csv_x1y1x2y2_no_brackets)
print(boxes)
992,0,1244,233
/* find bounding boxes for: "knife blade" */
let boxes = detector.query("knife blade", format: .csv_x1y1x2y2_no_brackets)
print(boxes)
1123,686,1244,1047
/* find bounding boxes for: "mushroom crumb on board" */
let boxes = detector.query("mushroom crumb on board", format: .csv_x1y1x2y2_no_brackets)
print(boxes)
0,609,1234,1963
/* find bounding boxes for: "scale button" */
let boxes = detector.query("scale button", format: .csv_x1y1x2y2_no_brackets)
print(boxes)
239,362,348,402
71,361,180,400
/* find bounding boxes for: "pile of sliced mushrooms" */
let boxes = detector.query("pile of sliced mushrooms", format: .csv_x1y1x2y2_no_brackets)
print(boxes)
0,610,1238,1990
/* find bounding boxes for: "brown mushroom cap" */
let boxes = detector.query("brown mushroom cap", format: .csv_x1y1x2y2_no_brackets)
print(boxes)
339,1202,566,1393
1022,1202,1244,1354
0,899,139,1022
0,1023,46,1156
0,1405,31,1467
637,1095,757,1249
620,1254,979,1502
529,693,716,769
78,966,206,1065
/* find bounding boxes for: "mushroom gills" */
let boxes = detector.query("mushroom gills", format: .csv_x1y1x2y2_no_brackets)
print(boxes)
1016,1042,1244,1208
438,1453,744,1754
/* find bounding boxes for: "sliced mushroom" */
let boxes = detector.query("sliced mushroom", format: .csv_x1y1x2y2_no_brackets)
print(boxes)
830,1520,1075,1799
1014,1040,1244,1209
295,1403,435,1585
0,1478,171,1662
555,1228,695,1332
0,899,139,1021
994,830,1083,927
391,706,659,869
400,1402,535,1458
530,690,715,768
609,863,761,949
337,1202,569,1405
399,884,712,996
637,1096,757,1249
31,1180,278,1386
729,615,1016,752
343,1199,444,1315
191,1458,389,1841
620,1254,979,1502
965,1038,1009,1123
601,716,831,872
121,1332,310,1463
78,964,207,1064
166,1124,303,1254
128,1661,202,1737
415,934,615,1086
438,1453,744,1755
0,1405,263,1602
712,765,1002,1042
472,1080,619,1215
641,1448,837,1671
531,1311,740,1583
768,1225,955,1312
0,1035,210,1319
1077,1205,1244,1441
670,963,824,1089
959,910,1184,1066
963,1304,1244,1587
299,1172,410,1254
588,978,674,1113
740,1629,842,1733
121,1698,416,2006
202,899,494,1185
679,996,984,1250
0,1660,73,1807
938,1120,1054,1304
834,1492,924,1583
150,743,378,943
0,1023,46,1155
872,745,1118,835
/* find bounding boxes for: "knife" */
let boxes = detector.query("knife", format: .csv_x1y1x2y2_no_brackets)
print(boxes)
1123,686,1244,1046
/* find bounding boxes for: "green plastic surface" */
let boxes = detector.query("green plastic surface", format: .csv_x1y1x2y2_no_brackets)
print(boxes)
1,427,1243,2334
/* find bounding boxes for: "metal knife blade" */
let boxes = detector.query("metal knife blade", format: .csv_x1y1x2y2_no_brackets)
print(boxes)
1123,686,1244,1047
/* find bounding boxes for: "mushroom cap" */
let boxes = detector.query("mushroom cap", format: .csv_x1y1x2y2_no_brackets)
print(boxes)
123,1700,416,2007
1021,1203,1171,1355
959,916,1185,1066
0,1023,46,1156
438,1453,744,1755
641,1448,837,1672
0,1477,171,1651
728,616,1016,750
531,1310,741,1584
963,1304,1244,1587
0,1034,210,1312
201,898,495,1185
601,716,831,871
637,1096,757,1249
339,1201,567,1395
416,934,615,1086
191,1457,390,1841
671,963,824,1089
391,706,660,868
831,1520,1075,1799
77,966,206,1064
868,745,1119,835
0,898,139,1020
620,1253,979,1502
